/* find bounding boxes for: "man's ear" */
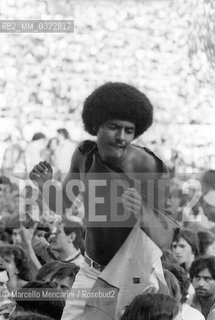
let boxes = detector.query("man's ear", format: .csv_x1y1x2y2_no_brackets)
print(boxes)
68,232,76,243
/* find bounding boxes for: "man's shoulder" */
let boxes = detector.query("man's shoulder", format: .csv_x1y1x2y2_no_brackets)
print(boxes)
68,140,96,172
78,140,96,155
131,144,168,175
182,304,205,320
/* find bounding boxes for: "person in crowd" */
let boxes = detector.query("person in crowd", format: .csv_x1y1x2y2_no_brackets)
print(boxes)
163,262,205,320
161,249,179,266
1,134,23,176
42,137,59,181
30,82,179,319
48,218,84,266
181,171,215,230
10,312,54,320
15,281,65,320
0,259,15,319
44,137,58,166
201,170,215,196
171,229,199,271
50,262,79,292
0,245,32,292
188,256,215,319
198,231,215,256
201,191,215,224
0,176,14,215
25,133,47,173
54,128,76,181
35,261,64,282
120,293,180,320
163,268,181,304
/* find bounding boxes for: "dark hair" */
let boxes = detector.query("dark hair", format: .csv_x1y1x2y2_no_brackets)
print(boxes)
36,261,64,281
32,133,46,141
190,256,215,281
0,175,12,186
198,231,215,256
161,250,179,266
82,82,153,138
10,311,54,320
15,281,65,320
163,269,180,302
0,245,32,281
50,262,79,283
201,170,215,192
0,257,9,278
120,293,179,320
47,137,58,150
62,218,85,253
57,128,69,139
163,262,190,304
172,229,199,256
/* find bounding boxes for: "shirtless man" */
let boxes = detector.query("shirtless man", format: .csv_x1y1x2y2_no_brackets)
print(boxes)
30,82,177,319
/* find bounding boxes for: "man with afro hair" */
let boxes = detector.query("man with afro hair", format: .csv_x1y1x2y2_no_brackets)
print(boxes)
30,82,178,320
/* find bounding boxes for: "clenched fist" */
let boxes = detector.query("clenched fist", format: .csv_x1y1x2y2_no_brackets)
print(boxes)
29,161,53,189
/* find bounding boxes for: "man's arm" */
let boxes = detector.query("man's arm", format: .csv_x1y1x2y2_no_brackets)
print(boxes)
29,144,83,216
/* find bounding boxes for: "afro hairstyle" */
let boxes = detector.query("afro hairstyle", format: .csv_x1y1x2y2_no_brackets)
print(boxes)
82,82,153,138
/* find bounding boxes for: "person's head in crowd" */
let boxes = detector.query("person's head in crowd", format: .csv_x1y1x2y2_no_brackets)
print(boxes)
0,259,16,320
10,311,54,320
163,269,181,305
50,263,79,292
35,261,65,282
2,216,21,245
198,231,215,256
190,256,215,297
0,176,12,197
49,218,84,261
120,293,180,320
10,194,25,217
32,133,46,142
47,137,58,152
201,190,215,222
161,250,179,266
15,281,65,320
11,228,22,247
201,169,215,195
171,229,199,271
0,259,10,300
0,176,13,213
57,128,70,143
82,82,153,140
0,245,32,291
163,262,190,305
190,256,215,318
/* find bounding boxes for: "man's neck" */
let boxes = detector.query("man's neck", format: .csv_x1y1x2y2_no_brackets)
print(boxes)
198,295,215,318
60,246,79,261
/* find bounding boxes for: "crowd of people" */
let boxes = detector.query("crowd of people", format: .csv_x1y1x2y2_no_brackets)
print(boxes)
0,82,215,320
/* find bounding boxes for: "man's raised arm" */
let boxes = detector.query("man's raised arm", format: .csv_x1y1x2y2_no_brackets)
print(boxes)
29,145,82,216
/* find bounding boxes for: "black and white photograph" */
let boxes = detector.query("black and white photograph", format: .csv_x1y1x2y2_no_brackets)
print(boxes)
1,0,215,319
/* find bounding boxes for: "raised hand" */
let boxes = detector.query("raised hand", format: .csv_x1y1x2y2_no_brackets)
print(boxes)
29,160,53,189
121,187,142,219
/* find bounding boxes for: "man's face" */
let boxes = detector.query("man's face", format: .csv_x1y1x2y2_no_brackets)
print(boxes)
2,255,18,282
49,223,68,252
52,276,74,292
96,120,135,163
172,237,194,268
12,229,22,246
193,268,215,298
206,242,215,256
202,201,215,222
0,270,9,297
